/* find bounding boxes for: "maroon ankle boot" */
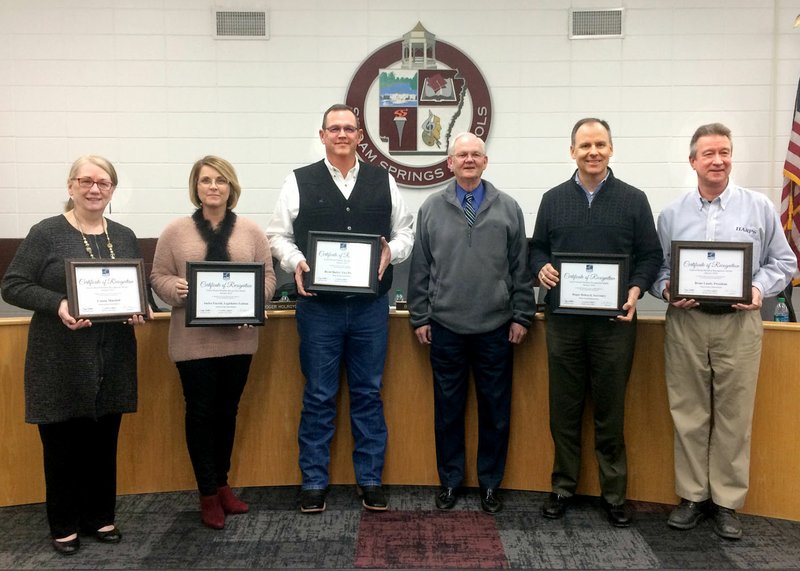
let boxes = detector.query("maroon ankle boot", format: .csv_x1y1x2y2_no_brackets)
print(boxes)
218,485,249,514
199,494,225,529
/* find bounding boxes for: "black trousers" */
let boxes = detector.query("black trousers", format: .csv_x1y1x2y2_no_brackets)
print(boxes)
429,320,513,490
37,414,122,538
176,354,252,496
545,311,636,505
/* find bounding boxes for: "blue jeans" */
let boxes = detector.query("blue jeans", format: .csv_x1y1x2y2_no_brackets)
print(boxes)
296,295,389,489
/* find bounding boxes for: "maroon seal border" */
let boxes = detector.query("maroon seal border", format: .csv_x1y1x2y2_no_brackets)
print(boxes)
346,39,492,188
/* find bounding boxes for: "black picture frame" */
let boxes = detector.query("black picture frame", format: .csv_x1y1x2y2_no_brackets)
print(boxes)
185,261,266,327
551,252,629,317
65,258,148,322
304,231,381,296
669,241,753,304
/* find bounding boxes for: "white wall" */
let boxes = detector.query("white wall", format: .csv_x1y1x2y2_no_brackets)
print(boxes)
1,0,799,242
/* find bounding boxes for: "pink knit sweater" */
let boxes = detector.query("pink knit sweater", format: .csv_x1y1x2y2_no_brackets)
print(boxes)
151,215,277,362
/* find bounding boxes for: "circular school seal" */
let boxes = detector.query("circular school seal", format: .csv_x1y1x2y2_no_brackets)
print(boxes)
345,22,493,188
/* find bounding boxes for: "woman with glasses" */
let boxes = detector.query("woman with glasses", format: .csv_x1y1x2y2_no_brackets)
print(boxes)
151,156,276,530
1,155,146,556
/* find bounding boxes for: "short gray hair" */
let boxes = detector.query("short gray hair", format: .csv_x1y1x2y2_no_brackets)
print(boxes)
689,123,732,159
447,132,486,156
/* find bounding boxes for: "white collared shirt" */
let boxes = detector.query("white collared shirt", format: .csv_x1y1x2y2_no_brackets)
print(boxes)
265,158,414,273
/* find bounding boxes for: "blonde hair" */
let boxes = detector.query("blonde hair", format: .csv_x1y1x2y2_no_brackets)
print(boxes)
188,155,242,209
65,155,118,212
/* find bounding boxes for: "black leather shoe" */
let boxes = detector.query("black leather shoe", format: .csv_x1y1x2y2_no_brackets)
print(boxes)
480,488,502,514
602,499,632,527
360,485,388,511
711,506,742,540
435,487,457,510
668,499,710,530
542,493,571,519
51,536,80,556
95,526,122,543
299,488,328,513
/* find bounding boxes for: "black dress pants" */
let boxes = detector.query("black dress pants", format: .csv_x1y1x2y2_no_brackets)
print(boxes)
545,311,636,505
429,320,513,490
37,413,122,538
176,354,251,496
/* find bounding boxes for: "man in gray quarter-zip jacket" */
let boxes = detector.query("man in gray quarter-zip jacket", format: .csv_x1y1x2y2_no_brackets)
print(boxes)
408,132,535,515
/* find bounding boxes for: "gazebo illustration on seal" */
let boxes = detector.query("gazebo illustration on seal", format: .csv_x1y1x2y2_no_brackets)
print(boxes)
379,22,464,154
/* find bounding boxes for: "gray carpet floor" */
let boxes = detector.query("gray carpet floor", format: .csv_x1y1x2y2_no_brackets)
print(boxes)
1,485,799,569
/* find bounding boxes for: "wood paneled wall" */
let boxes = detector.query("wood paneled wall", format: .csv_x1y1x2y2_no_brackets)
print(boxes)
1,314,798,520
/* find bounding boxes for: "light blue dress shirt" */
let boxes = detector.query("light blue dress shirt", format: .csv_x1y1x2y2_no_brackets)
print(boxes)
650,181,796,299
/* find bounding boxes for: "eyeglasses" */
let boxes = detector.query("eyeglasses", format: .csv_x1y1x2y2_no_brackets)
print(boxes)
452,152,486,160
325,125,359,134
199,177,229,187
71,177,115,191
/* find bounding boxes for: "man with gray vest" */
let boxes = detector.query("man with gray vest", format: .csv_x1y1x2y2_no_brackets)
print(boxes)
266,104,414,514
408,132,535,513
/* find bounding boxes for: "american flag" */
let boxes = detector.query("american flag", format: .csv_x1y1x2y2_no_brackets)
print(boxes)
781,77,800,285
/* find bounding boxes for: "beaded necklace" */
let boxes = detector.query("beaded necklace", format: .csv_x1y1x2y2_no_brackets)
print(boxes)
73,210,116,259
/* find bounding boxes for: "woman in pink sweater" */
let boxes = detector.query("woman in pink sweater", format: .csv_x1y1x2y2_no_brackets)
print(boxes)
151,156,276,529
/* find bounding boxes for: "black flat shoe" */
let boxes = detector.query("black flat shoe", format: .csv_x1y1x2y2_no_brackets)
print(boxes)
95,526,122,543
359,485,388,511
51,536,80,556
480,488,502,514
542,493,571,519
602,499,632,527
299,488,328,513
435,487,458,510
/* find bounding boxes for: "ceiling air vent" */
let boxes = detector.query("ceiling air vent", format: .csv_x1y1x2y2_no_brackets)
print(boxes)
569,8,624,39
214,9,269,39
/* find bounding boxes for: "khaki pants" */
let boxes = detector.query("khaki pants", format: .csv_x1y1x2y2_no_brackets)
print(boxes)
664,306,762,509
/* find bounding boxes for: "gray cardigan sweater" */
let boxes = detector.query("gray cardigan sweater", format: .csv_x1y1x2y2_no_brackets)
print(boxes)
408,179,535,334
1,215,139,424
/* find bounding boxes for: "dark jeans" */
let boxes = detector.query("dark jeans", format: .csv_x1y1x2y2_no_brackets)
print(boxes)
176,354,252,496
429,320,513,490
545,311,636,505
295,295,389,489
38,414,122,538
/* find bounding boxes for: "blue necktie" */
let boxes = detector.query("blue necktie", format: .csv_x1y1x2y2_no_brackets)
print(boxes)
464,193,476,227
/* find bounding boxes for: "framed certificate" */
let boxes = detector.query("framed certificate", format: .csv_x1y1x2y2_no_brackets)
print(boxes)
65,258,148,322
551,252,629,317
669,241,753,304
185,261,266,327
304,231,381,295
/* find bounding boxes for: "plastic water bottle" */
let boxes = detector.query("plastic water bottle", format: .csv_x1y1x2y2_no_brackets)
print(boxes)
279,291,290,302
774,296,790,322
394,288,407,310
